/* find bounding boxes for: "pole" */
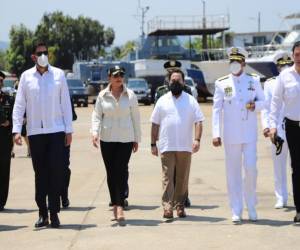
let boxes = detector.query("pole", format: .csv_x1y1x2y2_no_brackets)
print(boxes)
258,12,261,32
202,0,207,49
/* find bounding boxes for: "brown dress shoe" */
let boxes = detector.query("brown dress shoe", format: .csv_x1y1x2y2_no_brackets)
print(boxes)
163,209,173,219
176,206,186,218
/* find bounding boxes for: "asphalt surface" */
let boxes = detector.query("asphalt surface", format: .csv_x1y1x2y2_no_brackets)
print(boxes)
0,102,299,250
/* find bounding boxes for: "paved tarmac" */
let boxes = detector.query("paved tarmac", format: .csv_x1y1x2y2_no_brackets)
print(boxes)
0,102,299,250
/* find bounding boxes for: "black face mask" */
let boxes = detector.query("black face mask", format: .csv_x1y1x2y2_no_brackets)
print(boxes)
169,80,184,96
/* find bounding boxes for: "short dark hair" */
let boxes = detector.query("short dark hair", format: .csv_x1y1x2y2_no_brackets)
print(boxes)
32,41,48,54
292,41,300,53
168,69,185,81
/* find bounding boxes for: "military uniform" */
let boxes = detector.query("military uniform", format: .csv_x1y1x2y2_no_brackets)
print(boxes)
261,51,293,209
261,76,289,208
0,87,15,210
212,47,265,222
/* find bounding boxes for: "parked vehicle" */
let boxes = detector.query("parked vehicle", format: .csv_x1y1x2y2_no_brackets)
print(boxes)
184,76,198,101
3,77,17,95
126,78,151,105
66,78,89,107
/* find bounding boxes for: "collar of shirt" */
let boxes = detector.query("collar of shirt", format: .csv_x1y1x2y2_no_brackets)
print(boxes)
166,91,185,100
32,64,54,76
100,83,128,97
231,72,246,82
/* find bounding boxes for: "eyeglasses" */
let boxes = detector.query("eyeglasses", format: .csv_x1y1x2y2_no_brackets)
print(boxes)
112,73,125,78
35,51,48,56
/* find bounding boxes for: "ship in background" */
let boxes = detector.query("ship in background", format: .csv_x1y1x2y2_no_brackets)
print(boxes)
127,12,300,97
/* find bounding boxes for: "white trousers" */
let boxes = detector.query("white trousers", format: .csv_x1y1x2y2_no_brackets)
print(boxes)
224,142,257,217
271,141,288,204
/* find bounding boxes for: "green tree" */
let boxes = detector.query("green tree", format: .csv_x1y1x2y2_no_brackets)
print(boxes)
6,24,34,76
0,50,8,71
6,11,116,73
35,11,115,69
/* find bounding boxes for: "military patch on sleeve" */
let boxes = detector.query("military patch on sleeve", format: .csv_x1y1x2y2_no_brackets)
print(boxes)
217,75,229,81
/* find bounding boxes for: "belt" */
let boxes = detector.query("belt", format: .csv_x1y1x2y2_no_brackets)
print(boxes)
285,118,300,127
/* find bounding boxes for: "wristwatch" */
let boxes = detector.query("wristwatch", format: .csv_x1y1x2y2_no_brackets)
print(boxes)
151,143,156,147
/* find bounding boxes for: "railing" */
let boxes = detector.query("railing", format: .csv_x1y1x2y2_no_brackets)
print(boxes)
147,14,229,34
193,43,293,61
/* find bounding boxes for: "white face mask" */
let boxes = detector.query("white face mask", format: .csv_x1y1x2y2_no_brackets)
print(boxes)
37,54,49,67
230,61,242,75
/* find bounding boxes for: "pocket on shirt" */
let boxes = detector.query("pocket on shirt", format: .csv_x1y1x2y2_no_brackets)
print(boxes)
285,85,299,99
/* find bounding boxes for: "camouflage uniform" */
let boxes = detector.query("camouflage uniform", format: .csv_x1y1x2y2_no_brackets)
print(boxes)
0,88,15,209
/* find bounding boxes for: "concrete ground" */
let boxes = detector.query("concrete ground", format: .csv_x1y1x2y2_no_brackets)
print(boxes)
0,102,299,250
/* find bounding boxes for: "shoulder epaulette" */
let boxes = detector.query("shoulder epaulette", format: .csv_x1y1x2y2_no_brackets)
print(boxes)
217,75,229,81
266,76,276,82
246,73,259,77
156,85,168,91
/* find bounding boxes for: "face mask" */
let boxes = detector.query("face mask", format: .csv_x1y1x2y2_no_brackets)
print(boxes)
169,80,184,96
230,61,242,75
37,54,49,67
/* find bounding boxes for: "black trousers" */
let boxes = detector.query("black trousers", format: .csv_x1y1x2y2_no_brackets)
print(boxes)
100,141,133,207
61,145,71,201
0,127,13,208
29,132,65,216
285,118,300,213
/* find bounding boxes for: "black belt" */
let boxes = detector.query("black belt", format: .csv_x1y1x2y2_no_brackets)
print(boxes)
285,118,300,127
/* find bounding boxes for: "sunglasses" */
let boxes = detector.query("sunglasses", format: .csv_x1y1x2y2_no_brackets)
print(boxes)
35,51,48,56
112,73,125,78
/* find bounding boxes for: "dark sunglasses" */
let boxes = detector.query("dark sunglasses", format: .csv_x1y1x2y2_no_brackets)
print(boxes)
35,51,48,56
112,73,125,78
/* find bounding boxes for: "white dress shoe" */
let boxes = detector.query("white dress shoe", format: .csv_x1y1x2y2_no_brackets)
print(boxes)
248,209,257,221
232,215,241,223
274,201,284,209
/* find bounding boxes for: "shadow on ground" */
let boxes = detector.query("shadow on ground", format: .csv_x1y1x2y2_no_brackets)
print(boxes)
0,225,28,231
0,208,37,214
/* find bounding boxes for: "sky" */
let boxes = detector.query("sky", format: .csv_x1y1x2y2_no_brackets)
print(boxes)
1,0,299,46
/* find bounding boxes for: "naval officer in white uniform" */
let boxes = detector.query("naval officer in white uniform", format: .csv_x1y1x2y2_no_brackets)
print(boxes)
261,51,293,209
212,47,265,223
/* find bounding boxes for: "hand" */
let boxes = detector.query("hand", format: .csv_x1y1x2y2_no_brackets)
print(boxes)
14,133,22,145
92,135,99,148
132,142,138,153
269,128,277,144
151,145,158,156
0,120,10,127
263,128,270,137
246,101,255,111
212,137,222,147
192,140,200,153
65,133,72,146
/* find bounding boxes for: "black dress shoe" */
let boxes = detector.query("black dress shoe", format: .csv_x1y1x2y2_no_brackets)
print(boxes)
184,197,191,208
109,201,113,207
0,206,4,211
62,198,70,208
50,214,60,228
35,216,49,228
294,213,300,223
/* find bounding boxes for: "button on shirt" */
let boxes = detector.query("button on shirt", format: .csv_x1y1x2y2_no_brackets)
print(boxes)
91,85,141,143
270,65,300,128
212,72,265,144
13,65,73,136
150,91,205,153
